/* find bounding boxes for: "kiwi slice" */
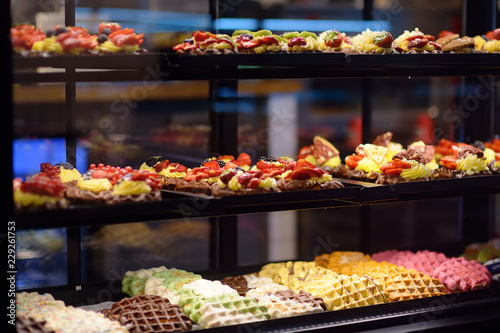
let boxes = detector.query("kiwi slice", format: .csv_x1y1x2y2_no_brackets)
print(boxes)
273,34,286,43
283,31,300,39
299,31,318,40
253,29,273,37
232,29,253,37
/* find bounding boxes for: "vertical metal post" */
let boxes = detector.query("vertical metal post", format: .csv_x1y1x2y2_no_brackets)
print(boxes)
4,0,13,224
459,0,497,246
64,0,82,289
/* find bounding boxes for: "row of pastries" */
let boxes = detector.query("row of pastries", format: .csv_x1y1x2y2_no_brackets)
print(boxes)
12,133,499,209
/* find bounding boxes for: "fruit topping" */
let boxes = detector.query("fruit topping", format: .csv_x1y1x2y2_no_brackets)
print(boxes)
440,156,458,170
380,158,412,177
345,154,364,169
20,175,66,197
374,32,394,48
39,162,61,178
154,160,170,172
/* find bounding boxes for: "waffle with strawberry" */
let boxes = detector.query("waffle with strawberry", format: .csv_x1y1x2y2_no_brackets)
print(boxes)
153,160,189,190
277,159,344,191
283,31,320,52
94,23,145,54
297,136,345,177
344,144,389,182
173,30,238,54
376,146,433,184
32,25,98,55
10,24,46,54
175,160,228,195
65,163,130,204
318,30,352,53
107,169,162,204
211,168,280,197
436,143,491,178
233,30,288,54
14,175,68,210
350,29,396,54
394,28,441,54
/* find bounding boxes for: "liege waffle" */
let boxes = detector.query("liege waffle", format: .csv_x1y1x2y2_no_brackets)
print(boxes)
42,306,128,333
16,316,55,333
257,290,326,319
315,251,372,275
372,250,448,276
244,274,275,289
195,294,270,328
432,257,492,293
16,292,66,320
106,295,192,332
262,261,332,289
372,267,445,302
245,281,290,300
300,273,387,311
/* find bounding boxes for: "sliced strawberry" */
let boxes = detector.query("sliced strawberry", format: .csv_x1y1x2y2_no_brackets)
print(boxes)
155,160,170,172
236,153,251,166
303,168,325,178
440,156,458,170
407,37,428,49
247,178,261,188
294,159,316,170
98,22,122,34
237,172,254,186
203,161,221,170
393,159,412,169
288,37,306,47
385,168,402,177
290,169,309,180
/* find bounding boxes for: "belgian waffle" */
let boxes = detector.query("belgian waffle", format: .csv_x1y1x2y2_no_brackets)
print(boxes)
257,290,326,319
221,275,250,296
300,274,387,311
432,257,492,293
106,295,192,332
315,251,372,275
372,250,448,276
378,268,445,302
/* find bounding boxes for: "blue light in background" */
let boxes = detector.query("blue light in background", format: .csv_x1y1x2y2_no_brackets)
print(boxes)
261,19,391,33
13,138,88,180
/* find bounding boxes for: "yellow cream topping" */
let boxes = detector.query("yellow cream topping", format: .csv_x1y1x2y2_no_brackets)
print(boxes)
291,36,320,52
425,158,439,170
483,147,496,164
32,36,63,54
77,177,112,193
356,158,382,174
228,172,244,191
60,168,82,183
112,180,151,196
395,28,437,52
307,173,333,184
304,155,317,165
483,40,500,53
139,163,156,172
95,40,139,53
321,156,341,168
456,155,489,175
14,189,60,206
399,159,431,180
258,177,277,189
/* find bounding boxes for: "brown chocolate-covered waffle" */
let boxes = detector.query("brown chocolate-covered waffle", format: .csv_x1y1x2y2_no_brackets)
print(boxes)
221,275,250,296
106,295,192,332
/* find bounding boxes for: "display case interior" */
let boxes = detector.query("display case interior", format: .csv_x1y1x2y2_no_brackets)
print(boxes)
8,0,500,332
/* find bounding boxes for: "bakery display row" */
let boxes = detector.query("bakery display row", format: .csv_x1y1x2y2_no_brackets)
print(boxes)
11,22,146,56
173,27,500,54
12,133,500,211
16,245,499,332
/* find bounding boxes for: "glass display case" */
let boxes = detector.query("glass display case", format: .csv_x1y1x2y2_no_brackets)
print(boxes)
8,0,500,331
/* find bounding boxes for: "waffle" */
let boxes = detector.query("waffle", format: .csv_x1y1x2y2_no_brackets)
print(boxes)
432,257,492,293
106,295,192,332
16,316,55,333
196,294,270,328
122,266,169,296
221,275,250,296
16,292,66,320
315,251,372,275
264,261,332,289
372,250,448,276
244,274,275,289
303,273,387,310
43,306,128,333
245,282,290,300
178,280,269,328
257,290,326,319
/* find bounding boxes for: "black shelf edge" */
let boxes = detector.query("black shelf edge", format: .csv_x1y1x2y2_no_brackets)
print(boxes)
14,174,500,230
13,52,500,83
